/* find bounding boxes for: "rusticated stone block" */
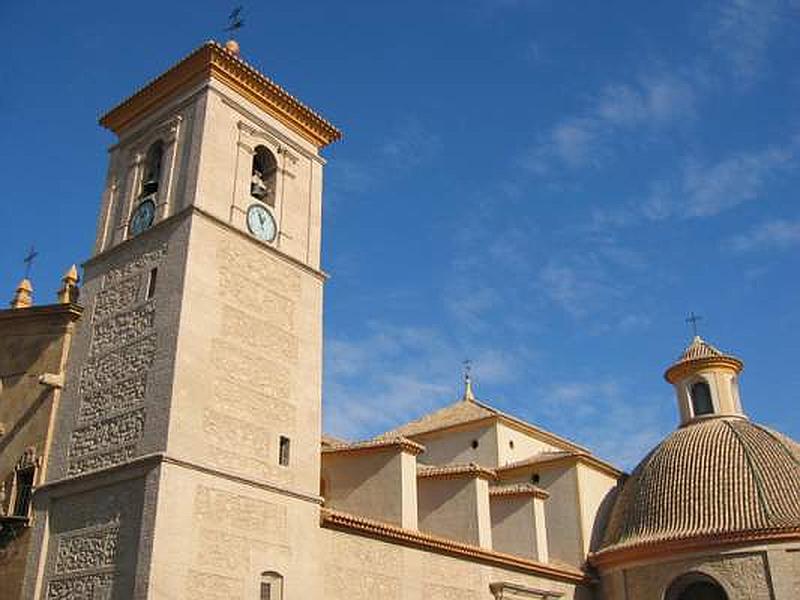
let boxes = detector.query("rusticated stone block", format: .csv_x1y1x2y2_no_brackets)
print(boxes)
104,245,167,283
79,336,156,396
221,305,298,363
92,276,141,323
46,573,114,600
77,375,147,424
194,486,287,542
67,445,137,476
211,339,291,401
69,409,145,458
55,523,119,575
91,305,155,356
186,570,244,600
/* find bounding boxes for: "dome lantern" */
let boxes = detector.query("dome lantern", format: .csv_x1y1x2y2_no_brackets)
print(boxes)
664,336,745,426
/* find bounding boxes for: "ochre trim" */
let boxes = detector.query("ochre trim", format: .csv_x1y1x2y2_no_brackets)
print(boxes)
664,357,743,384
100,42,341,148
320,509,588,584
590,526,800,569
322,436,425,456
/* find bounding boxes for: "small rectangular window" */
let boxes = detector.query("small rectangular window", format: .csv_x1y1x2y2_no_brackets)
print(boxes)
146,268,158,299
279,436,290,467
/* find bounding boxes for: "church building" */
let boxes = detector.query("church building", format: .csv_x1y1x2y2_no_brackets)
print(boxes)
0,40,798,600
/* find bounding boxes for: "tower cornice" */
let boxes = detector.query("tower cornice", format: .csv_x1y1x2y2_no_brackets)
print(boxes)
99,41,342,148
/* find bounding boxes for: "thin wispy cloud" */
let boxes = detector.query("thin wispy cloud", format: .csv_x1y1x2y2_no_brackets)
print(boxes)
326,116,442,202
324,322,531,440
708,0,784,84
644,144,796,219
525,73,697,174
729,217,800,252
532,379,672,468
587,138,798,231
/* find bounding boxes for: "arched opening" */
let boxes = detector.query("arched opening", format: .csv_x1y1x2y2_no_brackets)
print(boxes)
251,146,277,206
141,140,164,196
666,573,728,600
690,381,714,416
260,571,283,600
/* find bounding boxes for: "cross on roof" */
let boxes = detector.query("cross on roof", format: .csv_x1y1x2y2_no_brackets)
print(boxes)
23,245,38,279
686,311,703,337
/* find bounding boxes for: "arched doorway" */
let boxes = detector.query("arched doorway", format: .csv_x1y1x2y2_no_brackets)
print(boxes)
665,573,728,600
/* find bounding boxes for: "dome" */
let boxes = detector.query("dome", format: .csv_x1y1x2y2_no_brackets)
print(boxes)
597,417,800,556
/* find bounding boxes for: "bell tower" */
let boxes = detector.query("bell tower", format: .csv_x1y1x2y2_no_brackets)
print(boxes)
23,41,340,599
665,336,746,426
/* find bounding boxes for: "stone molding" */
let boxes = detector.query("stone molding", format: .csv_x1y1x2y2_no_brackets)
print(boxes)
99,41,341,147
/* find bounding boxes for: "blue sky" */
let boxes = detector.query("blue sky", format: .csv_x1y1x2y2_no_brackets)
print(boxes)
1,1,799,468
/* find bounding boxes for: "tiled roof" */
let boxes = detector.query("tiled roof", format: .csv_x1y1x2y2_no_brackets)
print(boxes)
381,397,588,453
322,436,424,456
664,336,743,383
99,41,342,146
417,463,496,480
497,450,624,478
489,483,549,499
597,417,800,557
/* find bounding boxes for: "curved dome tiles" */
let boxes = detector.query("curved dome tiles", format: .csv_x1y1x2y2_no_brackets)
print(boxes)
599,417,800,554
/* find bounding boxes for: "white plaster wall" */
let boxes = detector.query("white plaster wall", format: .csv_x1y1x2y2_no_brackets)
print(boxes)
502,465,584,567
490,496,538,559
416,424,498,467
496,422,561,467
322,450,407,526
418,477,487,546
576,463,619,554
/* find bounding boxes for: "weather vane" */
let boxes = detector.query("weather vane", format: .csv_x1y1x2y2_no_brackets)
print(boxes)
463,359,472,381
225,6,244,32
685,311,703,337
23,245,38,279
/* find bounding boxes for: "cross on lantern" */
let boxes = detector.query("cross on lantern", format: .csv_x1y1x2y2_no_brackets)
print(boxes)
23,245,38,279
686,312,703,337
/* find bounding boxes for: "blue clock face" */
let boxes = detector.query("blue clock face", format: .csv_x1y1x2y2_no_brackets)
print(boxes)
247,203,277,242
130,199,156,236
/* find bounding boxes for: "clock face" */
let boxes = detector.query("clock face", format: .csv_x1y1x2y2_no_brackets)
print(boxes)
247,203,277,242
129,199,156,236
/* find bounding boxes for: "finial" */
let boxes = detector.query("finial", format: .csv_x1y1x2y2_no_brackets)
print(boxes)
11,278,33,309
224,39,241,56
462,360,476,401
57,264,80,304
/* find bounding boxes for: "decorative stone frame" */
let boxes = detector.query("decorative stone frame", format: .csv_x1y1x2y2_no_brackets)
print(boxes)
114,115,183,245
233,121,299,249
663,570,731,600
